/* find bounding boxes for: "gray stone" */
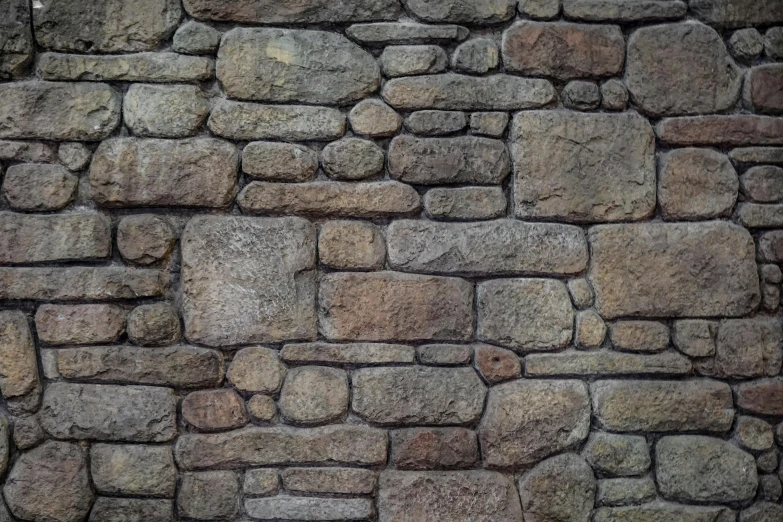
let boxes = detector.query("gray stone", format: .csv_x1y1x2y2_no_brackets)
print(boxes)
124,84,209,138
520,0,560,18
377,471,523,521
575,310,607,349
735,416,775,452
568,279,594,309
737,378,783,416
178,471,240,521
58,143,91,171
405,111,467,136
477,278,573,353
246,395,276,423
33,0,180,52
712,318,783,379
390,427,478,469
742,503,783,522
562,80,601,110
672,320,717,357
562,0,687,21
589,222,759,318
582,432,651,477
761,264,782,283
424,187,506,221
512,111,655,223
525,350,692,377
321,138,384,180
117,215,176,266
737,203,783,228
627,23,741,116
0,416,6,477
418,344,473,366
690,0,783,27
757,451,778,473
318,220,386,270
346,23,469,44
657,115,783,147
348,99,402,137
0,267,164,301
3,164,77,211
0,81,120,141
404,0,516,22
656,435,758,502
594,502,736,522
452,38,499,73
280,366,349,425
244,469,279,496
227,347,286,394
767,27,783,59
383,74,555,110
479,379,590,468
0,0,33,78
208,101,345,141
609,321,669,353
88,498,174,522
597,478,657,507
0,140,57,162
746,65,783,115
183,0,400,23
470,112,508,137
742,166,783,203
759,230,783,262
282,468,376,495
173,21,220,54
242,142,318,182
352,367,485,425
601,80,629,111
731,147,783,165
127,303,180,346
36,304,126,346
518,453,596,522
182,216,315,346
91,444,177,498
218,28,378,105
281,343,415,365
380,45,448,77
246,497,373,521
41,383,177,442
0,311,39,410
38,53,214,82
729,28,764,60
761,475,782,501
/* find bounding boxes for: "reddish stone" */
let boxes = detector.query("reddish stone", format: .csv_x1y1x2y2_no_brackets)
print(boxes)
737,378,783,416
182,389,248,431
747,65,783,115
390,428,478,470
474,345,521,384
657,116,783,146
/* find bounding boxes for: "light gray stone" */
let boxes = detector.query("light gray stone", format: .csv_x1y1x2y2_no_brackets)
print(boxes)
452,38,499,73
58,143,91,171
419,344,473,366
348,99,402,137
729,28,764,60
173,21,220,54
280,366,349,425
405,110,466,135
526,350,691,377
568,279,594,309
38,52,214,82
183,0,401,23
767,27,783,59
208,101,345,141
380,45,447,77
562,80,600,110
597,478,657,507
242,142,318,182
281,343,415,365
594,502,736,522
735,416,775,452
127,303,180,346
243,469,278,496
321,138,384,180
562,0,686,21
601,80,629,111
246,497,373,521
0,311,39,410
424,187,506,220
178,471,240,521
582,432,651,477
36,304,126,346
346,22,468,44
124,84,209,138
742,503,783,522
282,468,376,495
227,347,286,394
737,203,783,228
91,444,177,498
520,0,560,18
3,163,76,212
0,140,57,162
518,453,596,522
0,267,164,301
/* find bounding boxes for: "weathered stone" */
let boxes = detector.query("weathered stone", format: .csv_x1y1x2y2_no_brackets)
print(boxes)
380,45,448,77
742,166,783,203
562,80,601,110
568,279,594,309
453,38,499,73
479,379,590,468
503,22,624,79
0,0,33,78
520,0,560,18
390,428,478,470
477,278,573,352
41,383,176,442
591,379,734,432
3,441,93,522
672,320,717,357
280,366,348,425
747,65,783,115
767,27,783,59
582,432,650,477
319,221,385,270
735,416,775,452
729,28,764,60
526,350,692,377
90,138,237,208
242,142,318,182
512,111,655,223
208,101,345,141
175,425,387,470
178,471,240,521
0,140,57,163
691,0,783,27
742,503,783,522
424,187,506,220
0,311,38,404
246,395,276,423
518,453,596,522
127,303,181,346
656,435,758,502
609,321,669,353
589,222,759,318
0,267,164,301
33,0,180,52
756,451,778,473
562,0,686,21
352,367,485,425
731,147,783,165
594,502,736,522
88,498,174,522
346,23,468,44
388,220,587,276
184,0,400,22
117,215,176,266
91,444,177,498
244,469,279,496
2,164,77,211
124,84,209,138
761,475,783,501
627,23,741,116
475,345,521,383
36,304,126,346
246,497,373,521
348,99,402,137
319,272,473,341
383,74,555,110
281,343,415,365
761,283,780,311
405,0,515,22
173,21,220,54
182,389,248,431
737,378,783,416
417,344,473,365
738,203,783,228
282,468,377,495
0,416,6,478
657,116,783,146
9,415,42,451
597,478,657,507
575,310,607,349
711,318,783,379
183,217,315,346
470,112,509,137
405,110,467,136
38,53,213,82
321,138,384,180
227,347,286,394
378,471,523,521
601,80,629,111
58,142,91,171
759,230,783,262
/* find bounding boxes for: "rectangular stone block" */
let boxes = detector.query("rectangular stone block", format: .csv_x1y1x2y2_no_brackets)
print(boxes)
38,53,213,82
0,267,164,301
281,468,377,495
319,272,474,342
737,203,783,228
184,0,400,22
657,116,783,146
562,0,686,21
208,101,345,141
0,140,56,162
91,444,177,498
245,497,373,521
691,0,783,27
182,216,315,347
589,222,759,318
0,311,38,400
35,304,126,346
281,343,416,365
525,350,692,377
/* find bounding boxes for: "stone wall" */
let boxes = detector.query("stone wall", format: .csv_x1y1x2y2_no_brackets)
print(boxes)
0,0,782,520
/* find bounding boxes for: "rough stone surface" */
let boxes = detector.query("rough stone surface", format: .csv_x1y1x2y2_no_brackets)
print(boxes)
404,0,515,23
348,99,402,137
729,28,764,61
38,53,214,83
124,84,209,138
227,347,286,394
525,350,691,377
690,0,783,28
346,23,469,44
0,267,164,301
568,279,594,309
737,378,783,416
767,27,783,59
208,101,345,141
281,343,415,365
582,432,651,477
178,471,240,521
735,416,775,452
279,366,349,425
562,0,686,21
575,310,607,349
417,344,472,365
91,444,177,498
672,320,717,357
747,65,783,115
182,389,248,431
245,497,373,521
319,221,385,270
742,503,783,522
424,187,506,220
117,215,176,266
0,0,33,79
657,115,783,147
173,21,220,54
390,428,478,470
594,502,736,522
2,164,77,211
88,498,174,522
321,138,385,180
742,166,783,203
183,0,400,23
242,142,318,182
0,311,39,404
452,38,499,74
405,111,467,136
127,303,181,346
712,318,783,379
518,453,596,522
246,395,276,423
36,304,126,346
562,80,601,111
282,468,376,495
380,45,448,77
470,112,509,137
474,345,521,383
243,469,279,496
601,80,629,111
609,321,669,353
597,478,656,507
0,140,57,163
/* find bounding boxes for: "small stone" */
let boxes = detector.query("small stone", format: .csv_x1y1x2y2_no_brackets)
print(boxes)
208,101,345,141
737,203,783,228
737,378,783,416
582,432,650,477
761,264,783,283
672,320,717,357
38,53,214,83
35,304,126,346
173,21,220,55
767,27,783,59
246,497,373,521
747,65,783,115
601,80,629,111
575,310,607,349
12,415,44,450
609,321,669,353
562,80,601,111
757,450,778,473
348,99,402,137
520,0,560,19
318,221,385,270
127,303,181,347
281,342,415,365
3,164,76,211
742,503,783,522
282,468,377,495
568,279,594,309
242,142,318,182
91,444,177,498
117,215,175,265
124,84,209,138
474,344,521,384
346,23,469,45
0,140,57,163
380,45,448,77
470,112,509,137
762,284,780,311
452,38,499,74
0,0,33,79
0,311,39,406
246,395,276,423
731,147,783,165
227,347,286,394
424,187,506,220
760,475,782,501
742,166,783,203
595,502,736,522
184,0,401,23
178,471,240,521
525,350,691,377
518,453,596,522
657,115,783,147
405,110,467,136
690,0,783,28
597,478,657,507
390,428,478,470
279,366,349,425
735,416,775,452
562,0,687,21
711,318,783,379
88,498,173,522
321,138,385,180
57,143,91,171
760,231,783,262
244,469,279,496
729,28,764,60
405,0,516,22
183,389,248,431
0,267,164,301
417,344,473,365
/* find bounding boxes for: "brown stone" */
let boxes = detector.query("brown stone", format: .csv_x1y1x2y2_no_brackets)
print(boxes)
282,468,377,495
246,395,276,423
242,142,318,182
474,345,521,384
0,311,38,401
2,164,77,211
416,344,472,365
117,215,176,265
575,310,607,349
35,304,126,346
0,267,164,301
318,221,385,270
279,366,349,425
348,99,402,137
518,453,596,522
390,428,479,470
281,342,415,365
126,303,181,347
672,320,717,358
244,469,279,496
227,347,286,394
747,64,783,115
91,444,177,498
525,350,692,377
38,53,214,83
183,389,247,431
657,116,783,146
208,101,345,141
712,318,783,379
609,321,669,353
178,471,240,521
741,166,783,203
737,378,783,416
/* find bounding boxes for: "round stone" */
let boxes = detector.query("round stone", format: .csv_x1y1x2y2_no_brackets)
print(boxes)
562,81,601,111
474,344,521,384
279,366,349,425
729,28,764,61
349,99,402,137
117,214,176,265
736,416,775,452
452,38,499,74
127,303,181,347
600,80,628,111
227,347,286,394
321,138,385,180
173,21,221,55
2,164,77,211
247,394,276,422
575,309,607,349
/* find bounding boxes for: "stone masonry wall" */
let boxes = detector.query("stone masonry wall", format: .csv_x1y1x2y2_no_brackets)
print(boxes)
0,0,783,520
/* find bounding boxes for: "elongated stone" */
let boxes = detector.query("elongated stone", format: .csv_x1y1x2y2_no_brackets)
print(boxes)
242,142,318,182
246,497,373,521
737,203,783,228
0,311,38,401
424,187,507,220
0,140,57,162
346,22,468,44
404,0,515,22
281,343,415,365
89,498,173,522
381,46,448,77
183,0,400,22
657,116,783,146
282,468,376,495
38,53,213,82
582,432,650,477
0,0,33,79
208,101,345,141
0,267,163,301
690,0,783,27
730,147,783,165
526,351,692,377
562,0,687,21
36,304,126,346
594,502,735,522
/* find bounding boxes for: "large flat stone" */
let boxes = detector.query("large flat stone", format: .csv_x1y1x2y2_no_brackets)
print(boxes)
404,0,515,22
511,111,655,223
691,0,783,27
184,0,400,22
589,221,759,318
182,216,316,347
208,101,345,141
38,53,213,82
346,22,468,44
526,350,692,377
281,343,415,365
0,267,163,301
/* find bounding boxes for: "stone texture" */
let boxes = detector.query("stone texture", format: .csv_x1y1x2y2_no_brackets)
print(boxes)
348,99,402,137
562,80,601,111
672,320,717,357
520,0,560,18
0,0,32,78
562,0,686,21
390,428,478,470
38,53,214,83
321,138,384,180
380,45,447,77
735,416,775,452
511,111,655,223
36,304,126,346
281,343,415,365
424,187,506,220
0,267,164,301
477,278,573,352
589,222,759,318
352,367,486,425
747,65,783,115
690,0,783,27
117,215,176,265
502,22,624,79
405,111,467,136
737,203,783,228
597,478,656,507
0,311,39,403
183,0,400,23
742,503,783,522
475,345,521,383
227,347,286,394
127,303,180,346
582,432,650,477
470,112,509,137
377,471,523,521
282,468,376,495
737,378,783,416
124,84,209,138
245,497,373,521
518,453,596,522
279,366,349,425
182,389,248,431
243,469,279,496
609,321,669,353
91,444,176,498
319,221,385,270
88,498,174,522
246,395,276,423
404,0,515,22
601,80,629,111
729,28,764,60
346,23,469,44
57,143,91,171
417,344,473,365
568,279,594,309
591,379,734,432
173,21,220,54
242,142,318,182
742,166,783,203
178,471,240,521
767,27,783,59
182,216,315,346
452,38,499,73
594,502,736,522
0,140,57,162
657,115,783,147
575,310,607,349
479,379,590,468
208,101,345,141
712,318,783,379
2,164,77,211
0,416,7,477
731,147,783,165
526,350,691,377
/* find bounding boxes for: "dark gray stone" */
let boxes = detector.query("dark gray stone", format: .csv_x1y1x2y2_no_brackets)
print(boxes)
38,53,214,83
518,453,596,522
183,0,401,23
346,22,468,44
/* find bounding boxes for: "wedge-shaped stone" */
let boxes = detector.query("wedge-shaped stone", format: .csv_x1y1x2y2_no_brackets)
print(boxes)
36,304,126,346
319,272,473,342
352,367,486,425
388,136,509,185
562,0,687,21
0,0,33,78
378,471,523,521
238,181,420,218
691,0,783,27
90,138,237,208
388,220,587,276
38,53,213,82
246,497,372,521
0,267,163,301
594,502,736,522
182,216,316,347
657,116,783,146
346,22,468,44
591,379,734,432
47,345,223,389
383,74,555,110
0,81,119,140
218,28,378,105
479,380,590,468
175,425,387,470
404,0,516,22
0,212,110,264
589,222,759,318
512,111,655,223
526,350,692,377
184,0,400,22
208,101,345,141
0,311,38,401
41,383,177,442
281,343,415,365
91,444,177,498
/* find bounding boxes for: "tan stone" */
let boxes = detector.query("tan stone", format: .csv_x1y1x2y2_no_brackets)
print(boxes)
0,311,38,400
319,221,385,270
672,320,717,357
282,468,377,495
2,164,77,211
117,215,176,265
518,453,596,522
126,303,181,347
417,344,473,365
609,321,669,353
91,444,176,498
575,310,607,349
279,366,349,425
227,347,286,394
525,350,692,377
38,53,214,83
183,389,248,431
281,343,415,365
242,142,318,182
0,267,164,301
712,318,783,378
348,100,402,137
124,84,209,138
208,101,345,141
36,304,126,346
424,187,507,220
183,0,401,24
582,432,650,477
657,116,783,146
246,395,276,423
